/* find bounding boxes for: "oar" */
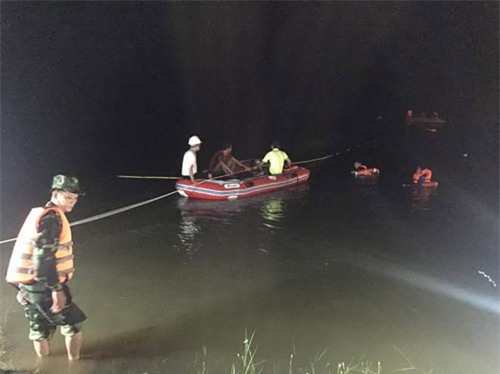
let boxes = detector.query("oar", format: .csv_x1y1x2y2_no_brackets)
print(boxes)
117,175,181,180
118,153,333,181
197,154,332,184
194,166,257,185
119,154,332,183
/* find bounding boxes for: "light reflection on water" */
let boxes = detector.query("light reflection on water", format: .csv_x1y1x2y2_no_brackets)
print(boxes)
410,186,438,212
351,175,380,198
261,198,285,225
177,215,202,256
174,185,308,256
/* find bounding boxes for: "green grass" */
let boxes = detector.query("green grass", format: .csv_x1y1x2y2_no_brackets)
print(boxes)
196,331,434,374
230,331,265,374
1,323,434,374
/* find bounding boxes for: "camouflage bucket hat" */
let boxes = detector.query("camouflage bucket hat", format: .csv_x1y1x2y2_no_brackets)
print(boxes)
51,175,84,195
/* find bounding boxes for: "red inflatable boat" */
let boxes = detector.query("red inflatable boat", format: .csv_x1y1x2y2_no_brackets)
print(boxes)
176,166,310,200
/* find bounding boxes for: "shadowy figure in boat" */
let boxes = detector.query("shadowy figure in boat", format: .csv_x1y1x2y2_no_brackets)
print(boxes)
207,143,250,179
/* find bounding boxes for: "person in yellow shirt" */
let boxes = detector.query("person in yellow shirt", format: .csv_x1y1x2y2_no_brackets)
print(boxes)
261,141,292,175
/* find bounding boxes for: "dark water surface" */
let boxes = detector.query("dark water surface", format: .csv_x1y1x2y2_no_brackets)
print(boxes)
1,138,499,374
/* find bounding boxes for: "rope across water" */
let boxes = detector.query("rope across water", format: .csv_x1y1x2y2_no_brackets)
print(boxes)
0,191,179,245
0,150,343,246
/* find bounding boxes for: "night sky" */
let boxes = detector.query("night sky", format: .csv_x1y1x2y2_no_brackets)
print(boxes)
1,1,498,181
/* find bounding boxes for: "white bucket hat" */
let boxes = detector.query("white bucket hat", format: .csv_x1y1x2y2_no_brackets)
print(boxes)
188,135,202,146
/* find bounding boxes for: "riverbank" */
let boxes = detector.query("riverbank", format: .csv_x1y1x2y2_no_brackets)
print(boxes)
0,329,433,374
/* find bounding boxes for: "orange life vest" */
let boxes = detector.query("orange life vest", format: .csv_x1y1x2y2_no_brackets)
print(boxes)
413,169,432,184
352,167,379,177
6,206,74,285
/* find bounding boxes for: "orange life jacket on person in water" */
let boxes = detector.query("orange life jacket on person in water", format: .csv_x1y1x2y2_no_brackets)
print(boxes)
353,168,380,177
352,162,379,177
6,206,74,285
413,168,432,184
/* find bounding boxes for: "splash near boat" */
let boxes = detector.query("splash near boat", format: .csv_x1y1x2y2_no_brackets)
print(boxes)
415,181,439,188
175,166,310,200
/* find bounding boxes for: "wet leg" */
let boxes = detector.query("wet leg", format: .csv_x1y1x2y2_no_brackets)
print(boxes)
65,332,82,360
33,339,50,357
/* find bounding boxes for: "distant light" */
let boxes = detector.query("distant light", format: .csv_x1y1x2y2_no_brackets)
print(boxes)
478,270,497,288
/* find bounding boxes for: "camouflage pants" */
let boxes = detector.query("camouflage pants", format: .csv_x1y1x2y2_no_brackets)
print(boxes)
18,283,87,341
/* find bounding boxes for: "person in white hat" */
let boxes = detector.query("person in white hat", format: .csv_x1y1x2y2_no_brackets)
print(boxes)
181,135,202,183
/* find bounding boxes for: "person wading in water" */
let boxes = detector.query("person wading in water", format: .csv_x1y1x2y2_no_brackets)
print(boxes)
6,175,87,360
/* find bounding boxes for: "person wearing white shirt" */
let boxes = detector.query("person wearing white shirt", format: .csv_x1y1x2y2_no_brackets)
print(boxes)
181,135,202,183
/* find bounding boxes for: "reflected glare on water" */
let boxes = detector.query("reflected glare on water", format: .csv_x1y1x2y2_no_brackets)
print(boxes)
177,215,202,256
261,198,285,228
410,186,438,212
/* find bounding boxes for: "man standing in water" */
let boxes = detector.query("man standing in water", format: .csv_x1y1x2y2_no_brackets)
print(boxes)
182,135,202,183
261,141,292,175
6,175,87,360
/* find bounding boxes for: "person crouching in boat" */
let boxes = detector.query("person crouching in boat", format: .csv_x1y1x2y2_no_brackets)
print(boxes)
182,135,202,183
351,161,380,176
261,141,292,175
413,166,432,186
208,143,250,179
